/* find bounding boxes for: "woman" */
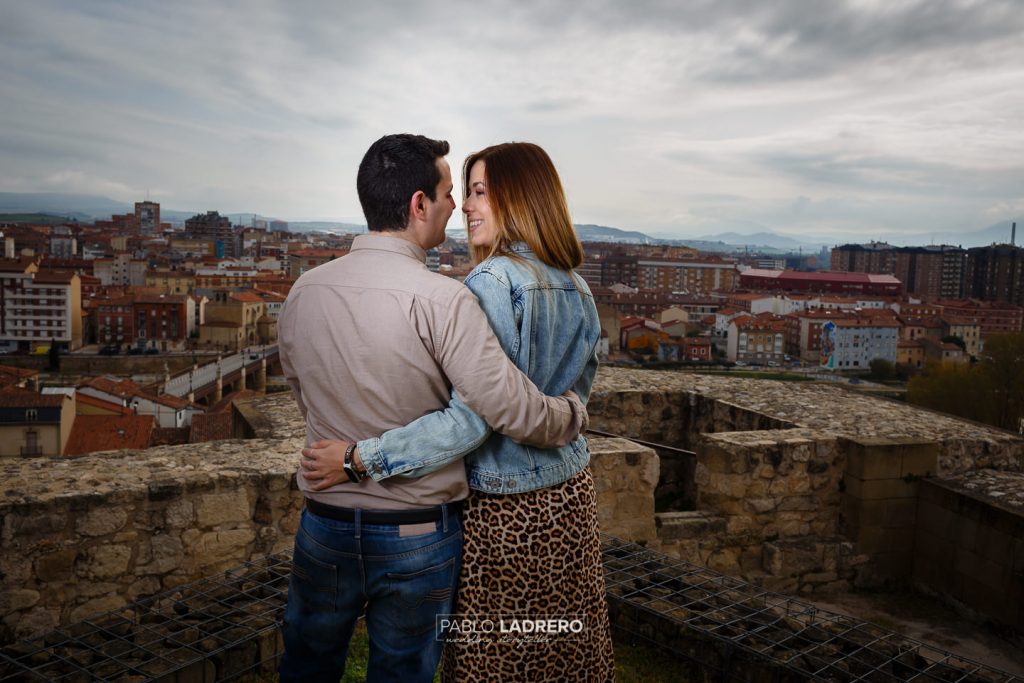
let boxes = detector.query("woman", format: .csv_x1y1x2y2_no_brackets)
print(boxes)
306,142,613,681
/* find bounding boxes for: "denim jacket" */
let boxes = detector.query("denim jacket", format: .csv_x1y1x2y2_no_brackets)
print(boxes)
357,243,600,494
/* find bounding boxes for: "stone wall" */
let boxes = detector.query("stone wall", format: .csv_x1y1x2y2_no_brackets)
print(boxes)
588,437,659,545
839,437,938,584
913,472,1024,630
589,368,1024,475
5,367,1024,642
0,393,660,644
588,368,1024,595
654,429,859,593
0,440,302,642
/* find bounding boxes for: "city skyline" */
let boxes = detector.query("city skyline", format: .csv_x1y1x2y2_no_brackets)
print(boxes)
1,0,1022,243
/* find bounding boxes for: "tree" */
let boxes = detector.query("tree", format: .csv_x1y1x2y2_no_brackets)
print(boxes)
906,333,1024,431
977,333,1024,431
907,361,996,425
868,358,895,381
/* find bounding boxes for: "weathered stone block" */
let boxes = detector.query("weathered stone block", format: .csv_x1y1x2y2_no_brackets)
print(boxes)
195,489,252,527
746,498,777,514
845,476,918,501
190,528,256,567
707,549,739,574
136,534,183,575
900,447,938,478
845,441,904,480
954,549,1008,590
655,512,726,541
165,498,195,528
0,555,32,583
78,581,121,598
69,595,125,623
76,507,128,537
778,496,818,512
4,607,57,639
0,589,40,613
127,577,161,600
2,511,67,546
973,525,1013,568
76,544,132,580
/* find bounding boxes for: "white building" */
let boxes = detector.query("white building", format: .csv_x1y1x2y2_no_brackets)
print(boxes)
0,260,82,351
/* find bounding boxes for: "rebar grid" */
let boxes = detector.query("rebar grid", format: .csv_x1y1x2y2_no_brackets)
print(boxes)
0,554,291,682
2,538,1019,682
602,535,1022,683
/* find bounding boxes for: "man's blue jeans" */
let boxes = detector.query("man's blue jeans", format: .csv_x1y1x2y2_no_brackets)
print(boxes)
278,506,462,683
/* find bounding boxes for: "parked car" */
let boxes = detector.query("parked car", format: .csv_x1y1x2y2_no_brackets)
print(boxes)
99,345,120,356
144,348,160,355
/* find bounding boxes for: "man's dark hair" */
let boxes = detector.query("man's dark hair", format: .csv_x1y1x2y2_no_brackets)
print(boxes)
356,134,450,232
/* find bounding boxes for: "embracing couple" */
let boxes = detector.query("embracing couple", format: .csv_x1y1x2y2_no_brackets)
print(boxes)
276,134,614,682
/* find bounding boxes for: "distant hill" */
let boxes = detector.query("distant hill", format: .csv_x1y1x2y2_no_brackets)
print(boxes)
696,231,806,249
0,192,131,218
574,223,657,244
0,212,87,225
2,192,1019,248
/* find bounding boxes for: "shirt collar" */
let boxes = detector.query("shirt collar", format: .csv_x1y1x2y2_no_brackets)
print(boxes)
350,232,427,263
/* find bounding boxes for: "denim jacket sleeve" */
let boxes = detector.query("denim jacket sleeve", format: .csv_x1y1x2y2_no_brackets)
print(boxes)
357,269,583,481
356,389,491,479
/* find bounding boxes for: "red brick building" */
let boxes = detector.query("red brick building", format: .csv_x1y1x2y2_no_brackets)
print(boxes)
739,269,903,296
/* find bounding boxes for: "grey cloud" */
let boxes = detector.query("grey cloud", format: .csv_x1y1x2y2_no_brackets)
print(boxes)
760,150,1024,197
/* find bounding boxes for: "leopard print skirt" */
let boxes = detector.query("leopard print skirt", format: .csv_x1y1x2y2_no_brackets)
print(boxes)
441,467,615,682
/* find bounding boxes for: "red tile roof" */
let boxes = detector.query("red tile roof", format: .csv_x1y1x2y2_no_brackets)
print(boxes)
0,364,38,389
0,386,67,408
79,376,144,398
75,392,132,415
33,270,77,284
189,413,233,443
229,291,265,303
0,257,37,273
64,415,155,456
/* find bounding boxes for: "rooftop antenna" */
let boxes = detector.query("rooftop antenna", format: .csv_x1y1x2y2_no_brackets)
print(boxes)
1012,222,1017,247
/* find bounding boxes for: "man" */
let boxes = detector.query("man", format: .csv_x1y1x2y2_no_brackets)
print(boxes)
276,134,585,682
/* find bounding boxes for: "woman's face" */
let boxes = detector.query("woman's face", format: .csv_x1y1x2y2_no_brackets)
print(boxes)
463,160,499,249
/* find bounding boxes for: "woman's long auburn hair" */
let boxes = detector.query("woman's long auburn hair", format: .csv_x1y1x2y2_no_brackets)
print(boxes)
464,142,583,270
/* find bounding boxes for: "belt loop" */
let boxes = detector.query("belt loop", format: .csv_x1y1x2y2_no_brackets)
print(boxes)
441,503,449,533
354,509,361,540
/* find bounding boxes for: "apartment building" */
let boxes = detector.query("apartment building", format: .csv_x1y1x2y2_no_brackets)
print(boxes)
636,257,738,294
0,259,82,351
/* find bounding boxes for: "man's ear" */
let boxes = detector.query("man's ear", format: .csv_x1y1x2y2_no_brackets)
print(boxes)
408,190,427,223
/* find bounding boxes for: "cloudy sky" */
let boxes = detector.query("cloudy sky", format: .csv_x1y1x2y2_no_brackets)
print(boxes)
1,0,1022,243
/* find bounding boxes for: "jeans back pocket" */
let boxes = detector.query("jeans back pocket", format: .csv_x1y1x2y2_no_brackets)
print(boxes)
384,556,457,636
289,542,338,612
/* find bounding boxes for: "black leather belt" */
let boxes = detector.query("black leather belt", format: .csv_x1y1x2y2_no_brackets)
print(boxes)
305,497,463,525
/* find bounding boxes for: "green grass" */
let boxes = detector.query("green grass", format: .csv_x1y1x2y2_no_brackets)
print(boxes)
259,621,697,681
333,621,695,682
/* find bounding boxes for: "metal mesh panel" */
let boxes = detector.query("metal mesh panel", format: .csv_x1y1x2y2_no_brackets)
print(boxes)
603,536,1022,683
2,538,1019,682
0,554,290,682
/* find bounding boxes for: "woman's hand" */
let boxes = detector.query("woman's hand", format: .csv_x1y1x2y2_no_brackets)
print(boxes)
301,439,353,491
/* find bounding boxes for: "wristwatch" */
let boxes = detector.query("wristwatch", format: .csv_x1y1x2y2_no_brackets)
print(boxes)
343,443,364,484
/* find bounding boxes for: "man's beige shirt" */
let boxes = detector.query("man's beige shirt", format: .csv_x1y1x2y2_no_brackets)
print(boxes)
278,233,580,510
